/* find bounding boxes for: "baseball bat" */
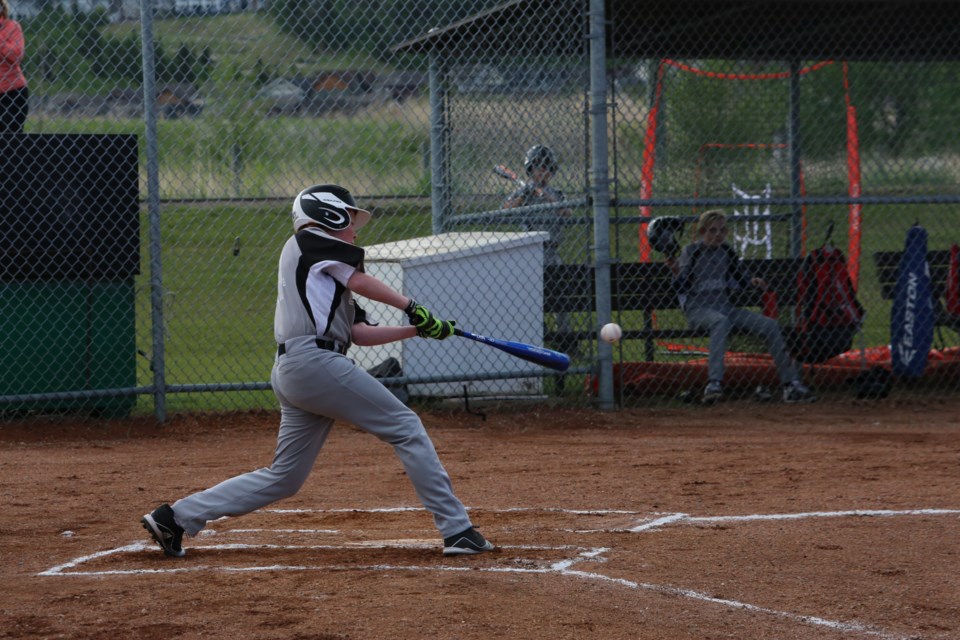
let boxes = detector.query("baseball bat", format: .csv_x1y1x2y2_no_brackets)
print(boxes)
454,328,570,372
493,164,525,187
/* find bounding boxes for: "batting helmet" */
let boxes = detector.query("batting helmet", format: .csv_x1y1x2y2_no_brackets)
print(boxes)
292,184,371,233
647,216,686,258
524,144,559,175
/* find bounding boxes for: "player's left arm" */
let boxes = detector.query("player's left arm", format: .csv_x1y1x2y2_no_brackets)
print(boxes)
350,302,416,346
351,322,416,346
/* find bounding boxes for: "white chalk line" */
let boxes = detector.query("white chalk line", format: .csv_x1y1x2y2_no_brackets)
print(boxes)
560,569,903,640
40,507,960,639
686,508,960,524
628,512,688,532
40,540,591,577
568,507,960,533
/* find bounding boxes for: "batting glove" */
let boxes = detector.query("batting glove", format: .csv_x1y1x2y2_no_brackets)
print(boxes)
404,299,435,329
417,318,457,340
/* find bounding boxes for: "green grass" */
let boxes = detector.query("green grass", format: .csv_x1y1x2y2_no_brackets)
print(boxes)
27,109,431,200
101,13,390,77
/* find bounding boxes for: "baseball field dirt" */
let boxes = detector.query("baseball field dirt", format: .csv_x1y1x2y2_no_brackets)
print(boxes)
1,399,958,639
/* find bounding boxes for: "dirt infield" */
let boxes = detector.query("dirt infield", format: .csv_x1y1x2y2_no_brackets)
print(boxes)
2,399,959,639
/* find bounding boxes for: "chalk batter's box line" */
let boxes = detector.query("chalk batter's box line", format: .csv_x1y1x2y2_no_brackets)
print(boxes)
38,540,599,578
625,507,960,532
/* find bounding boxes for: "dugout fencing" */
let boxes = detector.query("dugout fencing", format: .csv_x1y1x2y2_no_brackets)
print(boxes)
2,0,959,421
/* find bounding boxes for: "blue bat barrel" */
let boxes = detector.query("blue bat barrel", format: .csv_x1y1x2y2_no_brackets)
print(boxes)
891,225,935,378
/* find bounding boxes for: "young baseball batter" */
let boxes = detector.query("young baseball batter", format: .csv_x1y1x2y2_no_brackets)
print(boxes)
142,184,494,557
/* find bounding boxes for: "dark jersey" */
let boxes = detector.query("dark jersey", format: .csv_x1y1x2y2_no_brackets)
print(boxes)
503,182,567,266
274,227,370,345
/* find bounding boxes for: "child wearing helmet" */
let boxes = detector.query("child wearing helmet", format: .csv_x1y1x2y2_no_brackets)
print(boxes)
670,209,816,405
502,144,570,267
141,184,495,558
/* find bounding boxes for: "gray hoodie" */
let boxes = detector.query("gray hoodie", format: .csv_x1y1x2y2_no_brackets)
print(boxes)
673,241,752,313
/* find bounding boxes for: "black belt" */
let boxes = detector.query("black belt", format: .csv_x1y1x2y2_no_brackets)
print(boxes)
278,338,347,356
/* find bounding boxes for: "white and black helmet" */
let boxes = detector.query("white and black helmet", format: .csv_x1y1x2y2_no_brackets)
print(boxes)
647,216,686,258
524,144,558,175
291,184,371,233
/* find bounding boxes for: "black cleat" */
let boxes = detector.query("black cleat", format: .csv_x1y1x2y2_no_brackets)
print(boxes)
783,381,818,404
701,381,723,404
141,503,186,557
443,526,495,556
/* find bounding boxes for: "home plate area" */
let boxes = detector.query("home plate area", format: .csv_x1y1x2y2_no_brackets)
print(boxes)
45,507,624,577
41,505,960,639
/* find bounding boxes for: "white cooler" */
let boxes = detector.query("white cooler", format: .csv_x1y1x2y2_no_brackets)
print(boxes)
354,231,547,397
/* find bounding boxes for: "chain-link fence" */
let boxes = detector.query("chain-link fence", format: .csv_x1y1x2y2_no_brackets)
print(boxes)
2,0,959,421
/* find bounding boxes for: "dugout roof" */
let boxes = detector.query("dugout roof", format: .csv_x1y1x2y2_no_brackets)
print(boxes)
393,0,960,60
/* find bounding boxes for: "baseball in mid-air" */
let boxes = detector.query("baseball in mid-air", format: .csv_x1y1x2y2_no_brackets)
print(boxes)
600,322,623,344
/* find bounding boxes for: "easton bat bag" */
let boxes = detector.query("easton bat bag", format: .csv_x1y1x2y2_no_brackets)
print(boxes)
891,225,935,378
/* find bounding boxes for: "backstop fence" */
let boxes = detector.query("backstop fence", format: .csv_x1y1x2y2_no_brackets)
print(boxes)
2,0,959,421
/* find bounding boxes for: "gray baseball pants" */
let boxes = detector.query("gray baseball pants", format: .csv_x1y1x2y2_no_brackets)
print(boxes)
685,306,798,385
173,335,473,538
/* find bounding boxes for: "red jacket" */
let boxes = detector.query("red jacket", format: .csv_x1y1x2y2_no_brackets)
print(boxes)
0,18,27,93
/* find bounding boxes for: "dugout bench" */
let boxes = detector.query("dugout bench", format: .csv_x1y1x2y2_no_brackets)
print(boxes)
873,250,960,335
544,258,802,361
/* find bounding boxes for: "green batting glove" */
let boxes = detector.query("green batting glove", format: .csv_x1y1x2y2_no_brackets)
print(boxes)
418,318,457,340
404,299,435,329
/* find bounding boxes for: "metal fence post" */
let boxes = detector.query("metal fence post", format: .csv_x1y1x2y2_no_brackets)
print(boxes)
789,59,804,259
589,0,615,410
140,0,166,423
429,54,449,236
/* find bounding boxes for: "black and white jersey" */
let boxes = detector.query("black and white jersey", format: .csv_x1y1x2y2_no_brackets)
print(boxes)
274,227,370,345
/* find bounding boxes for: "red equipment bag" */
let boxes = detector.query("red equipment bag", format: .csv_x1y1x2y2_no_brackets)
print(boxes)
790,246,865,364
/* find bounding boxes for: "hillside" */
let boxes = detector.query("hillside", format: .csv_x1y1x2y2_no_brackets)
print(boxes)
102,13,392,76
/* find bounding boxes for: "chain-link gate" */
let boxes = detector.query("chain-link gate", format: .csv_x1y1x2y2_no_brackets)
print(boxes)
2,0,959,421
